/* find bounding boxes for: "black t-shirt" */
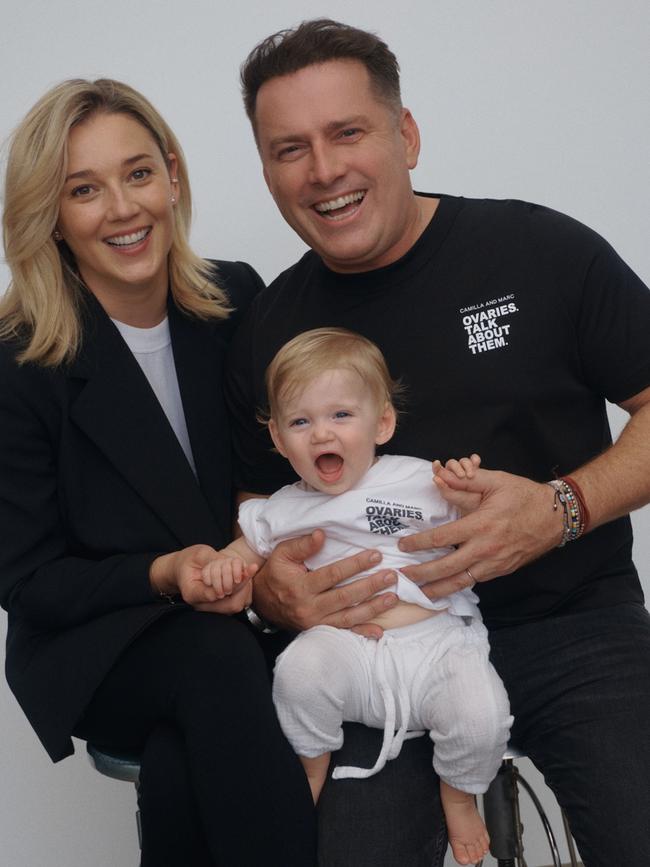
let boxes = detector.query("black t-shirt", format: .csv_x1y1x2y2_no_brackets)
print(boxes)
226,194,650,628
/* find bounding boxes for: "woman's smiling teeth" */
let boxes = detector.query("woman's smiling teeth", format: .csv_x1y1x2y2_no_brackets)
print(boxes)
314,191,365,220
105,228,151,248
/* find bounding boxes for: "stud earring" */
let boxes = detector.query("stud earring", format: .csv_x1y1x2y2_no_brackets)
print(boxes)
53,230,62,242
171,195,176,204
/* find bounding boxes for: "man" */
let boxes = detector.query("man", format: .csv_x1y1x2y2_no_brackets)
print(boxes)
227,19,650,867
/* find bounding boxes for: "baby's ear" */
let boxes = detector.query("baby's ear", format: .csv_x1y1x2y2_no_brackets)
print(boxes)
375,403,397,446
268,418,287,457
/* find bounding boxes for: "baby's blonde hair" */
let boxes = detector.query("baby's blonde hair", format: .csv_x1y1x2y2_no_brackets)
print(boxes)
264,327,402,421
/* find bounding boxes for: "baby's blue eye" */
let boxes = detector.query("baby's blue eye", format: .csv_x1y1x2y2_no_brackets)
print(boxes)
334,411,351,419
289,418,308,427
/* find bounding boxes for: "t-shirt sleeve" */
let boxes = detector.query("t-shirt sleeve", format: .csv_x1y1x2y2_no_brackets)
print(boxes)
237,498,274,558
573,238,650,403
530,209,650,404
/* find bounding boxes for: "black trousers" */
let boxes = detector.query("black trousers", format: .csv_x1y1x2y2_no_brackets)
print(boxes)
74,609,316,867
489,602,650,866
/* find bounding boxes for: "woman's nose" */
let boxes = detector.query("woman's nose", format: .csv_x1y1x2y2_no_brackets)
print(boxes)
106,186,140,221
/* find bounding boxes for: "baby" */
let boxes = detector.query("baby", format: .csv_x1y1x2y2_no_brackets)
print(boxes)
204,328,512,866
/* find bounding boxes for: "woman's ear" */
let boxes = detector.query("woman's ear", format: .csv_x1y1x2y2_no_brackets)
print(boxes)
167,153,179,203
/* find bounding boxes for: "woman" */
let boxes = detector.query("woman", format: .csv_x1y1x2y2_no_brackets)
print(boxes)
0,79,315,866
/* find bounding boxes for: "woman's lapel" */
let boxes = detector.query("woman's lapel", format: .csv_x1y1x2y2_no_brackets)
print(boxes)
168,301,234,531
67,295,224,548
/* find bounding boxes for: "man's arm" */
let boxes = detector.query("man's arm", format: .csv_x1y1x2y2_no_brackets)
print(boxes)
571,386,650,527
398,385,650,596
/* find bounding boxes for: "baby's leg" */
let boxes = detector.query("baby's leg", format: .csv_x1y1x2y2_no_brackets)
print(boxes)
439,780,489,865
415,619,512,864
300,752,331,803
273,627,372,792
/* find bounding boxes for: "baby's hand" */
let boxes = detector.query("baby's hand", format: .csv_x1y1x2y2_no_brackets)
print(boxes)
433,454,483,515
437,453,481,479
201,556,259,599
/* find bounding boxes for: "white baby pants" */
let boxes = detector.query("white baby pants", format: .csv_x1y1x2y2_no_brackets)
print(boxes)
272,612,512,794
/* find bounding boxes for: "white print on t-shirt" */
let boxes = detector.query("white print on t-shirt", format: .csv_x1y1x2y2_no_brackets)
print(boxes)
365,497,424,535
458,293,519,356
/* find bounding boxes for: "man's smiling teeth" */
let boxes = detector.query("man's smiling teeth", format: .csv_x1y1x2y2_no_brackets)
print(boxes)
106,228,150,247
314,191,365,214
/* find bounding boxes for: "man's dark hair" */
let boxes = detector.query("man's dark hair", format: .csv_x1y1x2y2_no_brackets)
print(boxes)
241,19,402,131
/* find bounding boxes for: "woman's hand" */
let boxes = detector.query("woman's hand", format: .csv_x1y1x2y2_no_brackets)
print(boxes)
150,544,255,610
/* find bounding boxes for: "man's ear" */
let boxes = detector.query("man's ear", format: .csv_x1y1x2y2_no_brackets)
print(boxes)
399,108,421,171
268,418,287,457
375,403,397,446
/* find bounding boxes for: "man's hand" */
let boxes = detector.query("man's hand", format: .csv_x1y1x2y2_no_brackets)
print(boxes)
398,467,565,599
252,529,398,638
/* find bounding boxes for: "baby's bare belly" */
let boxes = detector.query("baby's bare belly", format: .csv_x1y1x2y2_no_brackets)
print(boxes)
370,600,445,630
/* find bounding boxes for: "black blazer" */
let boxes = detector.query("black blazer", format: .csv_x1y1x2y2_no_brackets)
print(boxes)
0,260,263,761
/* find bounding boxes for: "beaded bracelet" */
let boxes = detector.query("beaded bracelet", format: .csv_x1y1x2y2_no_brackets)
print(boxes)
547,479,585,546
562,474,591,535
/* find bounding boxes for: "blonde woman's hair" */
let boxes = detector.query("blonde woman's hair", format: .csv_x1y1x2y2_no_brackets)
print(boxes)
264,327,403,421
1,78,231,366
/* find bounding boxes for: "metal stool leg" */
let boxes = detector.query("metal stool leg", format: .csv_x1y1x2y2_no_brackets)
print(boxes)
480,752,572,867
481,758,526,867
561,810,580,867
135,780,142,850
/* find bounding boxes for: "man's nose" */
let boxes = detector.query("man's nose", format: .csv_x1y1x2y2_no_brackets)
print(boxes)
308,142,345,188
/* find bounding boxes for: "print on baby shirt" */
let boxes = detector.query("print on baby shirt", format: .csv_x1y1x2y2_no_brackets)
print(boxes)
366,498,424,535
459,293,519,356
237,454,481,618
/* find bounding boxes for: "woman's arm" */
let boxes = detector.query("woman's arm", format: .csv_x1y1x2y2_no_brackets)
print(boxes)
0,351,220,628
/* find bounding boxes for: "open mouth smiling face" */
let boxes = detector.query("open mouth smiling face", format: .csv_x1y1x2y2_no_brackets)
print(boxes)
104,227,152,249
313,190,366,222
314,451,345,483
268,368,396,495
256,59,424,274
56,112,177,316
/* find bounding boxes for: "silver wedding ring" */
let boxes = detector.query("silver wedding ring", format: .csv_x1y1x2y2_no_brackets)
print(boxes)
465,568,475,586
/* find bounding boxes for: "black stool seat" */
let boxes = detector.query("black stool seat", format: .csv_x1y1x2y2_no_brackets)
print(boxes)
87,743,141,784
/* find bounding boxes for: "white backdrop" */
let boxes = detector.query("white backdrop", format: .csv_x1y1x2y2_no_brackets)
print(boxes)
1,2,648,865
